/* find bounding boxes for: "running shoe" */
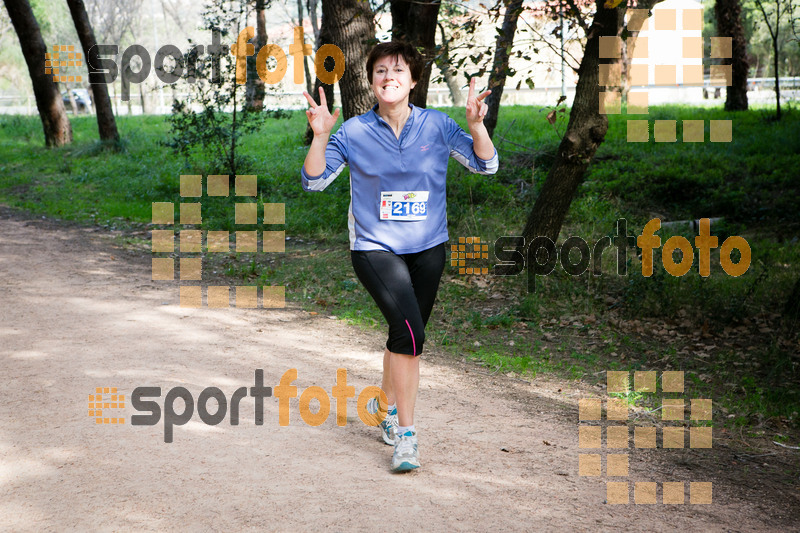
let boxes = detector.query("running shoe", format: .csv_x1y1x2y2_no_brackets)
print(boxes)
391,430,420,472
365,396,397,445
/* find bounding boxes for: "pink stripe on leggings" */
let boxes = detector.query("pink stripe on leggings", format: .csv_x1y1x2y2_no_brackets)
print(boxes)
405,319,417,356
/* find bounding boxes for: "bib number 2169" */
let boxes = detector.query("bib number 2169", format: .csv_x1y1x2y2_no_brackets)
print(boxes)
380,191,429,221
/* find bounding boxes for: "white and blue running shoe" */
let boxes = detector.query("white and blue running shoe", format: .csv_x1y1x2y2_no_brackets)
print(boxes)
366,396,398,445
391,430,420,472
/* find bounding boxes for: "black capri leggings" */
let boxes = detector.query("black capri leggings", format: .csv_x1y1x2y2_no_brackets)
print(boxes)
351,243,446,356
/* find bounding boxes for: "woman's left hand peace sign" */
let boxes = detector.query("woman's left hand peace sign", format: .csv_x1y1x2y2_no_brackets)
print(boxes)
465,76,491,125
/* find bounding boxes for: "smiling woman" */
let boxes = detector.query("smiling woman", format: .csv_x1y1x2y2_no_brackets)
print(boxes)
299,41,499,473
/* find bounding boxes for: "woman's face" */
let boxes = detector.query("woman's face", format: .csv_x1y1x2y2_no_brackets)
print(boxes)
371,54,417,107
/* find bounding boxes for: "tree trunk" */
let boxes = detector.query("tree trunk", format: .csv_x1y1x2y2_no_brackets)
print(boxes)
246,0,267,111
784,276,800,319
3,0,72,147
298,0,313,95
434,22,464,106
139,83,146,114
715,0,748,111
772,0,781,120
66,87,79,114
308,0,320,43
522,0,626,243
773,34,781,119
485,0,524,139
87,85,96,114
621,0,663,101
304,2,336,144
321,0,375,120
442,67,464,106
440,60,464,107
754,0,781,120
66,0,120,141
390,0,442,108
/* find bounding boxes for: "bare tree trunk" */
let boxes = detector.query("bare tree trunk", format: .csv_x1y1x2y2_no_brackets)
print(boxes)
304,3,335,144
772,34,781,119
246,0,267,111
66,88,79,114
434,23,464,106
87,85,96,114
620,30,630,101
442,67,464,106
484,0,524,139
440,63,464,106
139,84,146,114
621,0,663,101
3,0,72,146
298,0,313,95
390,0,442,108
308,0,319,42
230,74,238,176
522,0,626,243
785,276,800,319
66,0,120,141
755,0,781,119
715,0,748,111
321,0,375,120
621,12,639,101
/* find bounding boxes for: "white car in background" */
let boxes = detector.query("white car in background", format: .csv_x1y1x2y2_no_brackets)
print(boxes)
61,88,92,113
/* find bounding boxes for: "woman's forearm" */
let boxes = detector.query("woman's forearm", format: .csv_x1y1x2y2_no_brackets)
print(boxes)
303,133,330,177
468,122,495,160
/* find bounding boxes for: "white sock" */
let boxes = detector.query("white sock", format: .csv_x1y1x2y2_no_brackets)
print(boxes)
388,403,397,414
397,425,415,436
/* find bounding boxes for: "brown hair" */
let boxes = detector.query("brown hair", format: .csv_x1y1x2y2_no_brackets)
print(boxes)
366,41,424,87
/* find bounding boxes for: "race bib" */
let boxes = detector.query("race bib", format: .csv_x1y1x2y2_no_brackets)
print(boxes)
380,191,429,221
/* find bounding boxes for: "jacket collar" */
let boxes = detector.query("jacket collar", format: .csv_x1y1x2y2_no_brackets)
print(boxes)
370,102,417,129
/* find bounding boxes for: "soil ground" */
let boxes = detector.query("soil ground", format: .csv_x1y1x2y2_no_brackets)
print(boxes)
1,207,798,532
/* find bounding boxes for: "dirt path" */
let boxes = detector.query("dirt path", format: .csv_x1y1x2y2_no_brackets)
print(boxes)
0,208,797,532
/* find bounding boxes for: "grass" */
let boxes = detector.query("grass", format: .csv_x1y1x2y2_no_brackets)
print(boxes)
1,103,799,436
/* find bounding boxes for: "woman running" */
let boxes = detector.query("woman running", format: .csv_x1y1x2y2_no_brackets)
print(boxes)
301,41,498,472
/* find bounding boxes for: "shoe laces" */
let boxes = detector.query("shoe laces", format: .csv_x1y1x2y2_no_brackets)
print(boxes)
382,412,397,428
395,432,416,455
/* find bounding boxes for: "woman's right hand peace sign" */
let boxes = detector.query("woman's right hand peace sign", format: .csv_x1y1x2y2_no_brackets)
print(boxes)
303,87,341,137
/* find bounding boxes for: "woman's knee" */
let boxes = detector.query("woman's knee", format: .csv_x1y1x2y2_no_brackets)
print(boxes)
388,318,425,356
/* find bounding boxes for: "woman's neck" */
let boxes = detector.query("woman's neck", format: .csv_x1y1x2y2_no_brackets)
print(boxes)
377,101,411,137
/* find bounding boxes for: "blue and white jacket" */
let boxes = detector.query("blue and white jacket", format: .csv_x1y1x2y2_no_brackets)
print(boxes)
301,103,499,254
